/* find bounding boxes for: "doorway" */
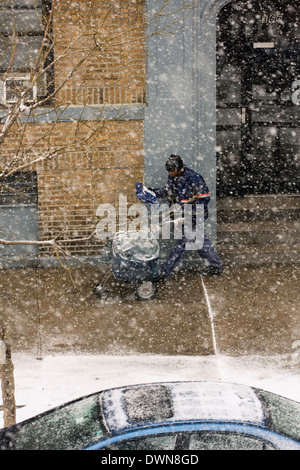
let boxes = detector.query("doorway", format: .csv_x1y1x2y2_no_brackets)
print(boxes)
216,0,300,197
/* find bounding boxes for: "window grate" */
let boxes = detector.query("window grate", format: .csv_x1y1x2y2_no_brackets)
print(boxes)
0,172,38,205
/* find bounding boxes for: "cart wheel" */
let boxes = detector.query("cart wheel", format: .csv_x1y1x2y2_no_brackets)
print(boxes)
135,280,157,301
93,284,109,300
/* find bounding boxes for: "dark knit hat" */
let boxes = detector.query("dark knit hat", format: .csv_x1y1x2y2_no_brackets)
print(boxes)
165,154,184,172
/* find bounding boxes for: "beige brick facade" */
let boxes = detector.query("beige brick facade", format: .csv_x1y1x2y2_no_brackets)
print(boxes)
0,0,146,261
53,0,146,106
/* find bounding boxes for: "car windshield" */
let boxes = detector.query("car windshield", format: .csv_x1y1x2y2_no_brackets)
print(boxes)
8,394,107,450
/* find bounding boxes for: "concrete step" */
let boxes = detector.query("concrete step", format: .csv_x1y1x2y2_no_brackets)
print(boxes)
217,194,300,223
216,194,300,266
218,221,300,246
218,248,300,268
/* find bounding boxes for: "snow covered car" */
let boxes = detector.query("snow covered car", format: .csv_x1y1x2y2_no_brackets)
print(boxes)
0,381,300,450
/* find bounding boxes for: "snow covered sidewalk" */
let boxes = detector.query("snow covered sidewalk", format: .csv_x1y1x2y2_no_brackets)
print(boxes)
2,352,299,427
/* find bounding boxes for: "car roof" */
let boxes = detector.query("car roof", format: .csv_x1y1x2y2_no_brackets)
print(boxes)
100,381,266,434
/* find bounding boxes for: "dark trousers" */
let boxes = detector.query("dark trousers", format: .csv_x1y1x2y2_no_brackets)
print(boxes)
162,232,222,277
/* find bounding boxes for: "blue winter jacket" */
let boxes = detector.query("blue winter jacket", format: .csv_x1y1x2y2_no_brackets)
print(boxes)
152,166,210,220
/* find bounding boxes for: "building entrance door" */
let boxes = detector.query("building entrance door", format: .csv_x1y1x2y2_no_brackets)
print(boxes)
216,0,300,197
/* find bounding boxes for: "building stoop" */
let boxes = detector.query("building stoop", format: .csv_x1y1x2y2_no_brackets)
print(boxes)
217,194,300,267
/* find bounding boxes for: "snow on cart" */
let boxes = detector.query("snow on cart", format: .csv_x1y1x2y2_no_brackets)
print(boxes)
93,184,162,301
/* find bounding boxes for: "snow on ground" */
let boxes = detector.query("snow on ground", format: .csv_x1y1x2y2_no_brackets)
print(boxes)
1,353,299,428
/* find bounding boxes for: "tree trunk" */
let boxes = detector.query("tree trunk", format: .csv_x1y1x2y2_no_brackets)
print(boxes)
0,327,16,428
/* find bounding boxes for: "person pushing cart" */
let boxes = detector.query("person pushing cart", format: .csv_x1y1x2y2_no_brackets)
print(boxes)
145,154,223,280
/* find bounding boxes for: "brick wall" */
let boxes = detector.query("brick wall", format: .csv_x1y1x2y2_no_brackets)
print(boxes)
36,120,145,257
0,0,146,261
53,0,146,106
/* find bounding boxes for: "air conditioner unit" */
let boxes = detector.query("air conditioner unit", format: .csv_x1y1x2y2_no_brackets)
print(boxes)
4,75,37,104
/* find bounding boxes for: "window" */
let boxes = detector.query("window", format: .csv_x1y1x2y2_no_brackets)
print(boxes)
0,172,39,265
0,0,53,105
105,431,277,451
0,171,38,205
4,75,37,103
107,434,176,451
189,432,276,450
11,394,106,450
